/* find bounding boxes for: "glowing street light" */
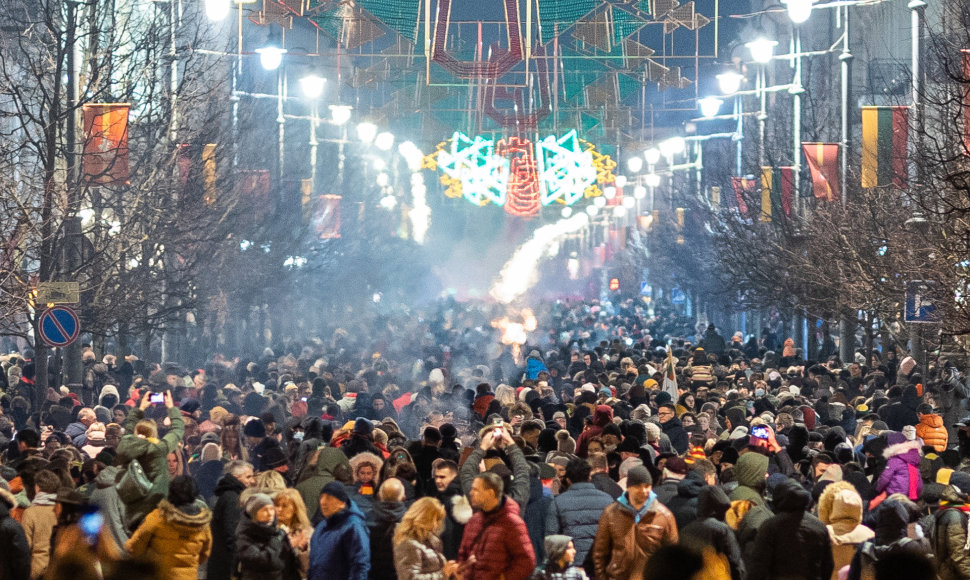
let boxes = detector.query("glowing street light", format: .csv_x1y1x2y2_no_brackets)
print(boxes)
659,136,686,158
698,96,724,118
746,38,778,64
785,0,813,24
256,47,286,71
633,185,647,199
561,206,573,218
717,71,744,95
375,131,395,151
329,105,352,125
643,148,661,165
645,174,662,187
356,122,378,143
299,75,325,99
205,0,231,21
627,156,643,173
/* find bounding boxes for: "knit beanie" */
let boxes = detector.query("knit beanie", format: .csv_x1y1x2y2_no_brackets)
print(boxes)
245,493,274,519
735,452,769,488
544,535,573,565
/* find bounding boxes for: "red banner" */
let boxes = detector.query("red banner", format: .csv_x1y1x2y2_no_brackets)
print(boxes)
802,142,840,202
82,103,130,185
730,176,758,216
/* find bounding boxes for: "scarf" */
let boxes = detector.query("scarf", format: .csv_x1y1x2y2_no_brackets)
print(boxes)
618,490,657,523
31,492,56,506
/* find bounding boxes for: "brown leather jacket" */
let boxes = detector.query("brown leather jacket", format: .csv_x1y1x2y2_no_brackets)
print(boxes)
592,495,679,580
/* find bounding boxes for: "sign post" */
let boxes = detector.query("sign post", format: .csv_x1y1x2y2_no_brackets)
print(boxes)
37,306,81,347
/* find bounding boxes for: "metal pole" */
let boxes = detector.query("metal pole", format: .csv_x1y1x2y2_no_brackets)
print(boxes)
309,101,318,186
792,26,804,217
758,67,767,167
63,0,83,385
839,4,852,208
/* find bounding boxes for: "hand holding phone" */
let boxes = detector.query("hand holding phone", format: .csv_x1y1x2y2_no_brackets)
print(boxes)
150,392,165,404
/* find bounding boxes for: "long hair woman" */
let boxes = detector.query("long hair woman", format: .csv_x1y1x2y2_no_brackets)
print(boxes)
274,489,312,577
392,497,457,580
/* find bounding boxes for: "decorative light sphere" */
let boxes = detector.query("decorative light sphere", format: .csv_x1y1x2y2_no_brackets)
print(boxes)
717,72,744,95
561,206,573,218
586,205,600,216
746,38,778,64
627,157,643,173
376,172,390,187
785,0,813,23
375,131,395,151
603,186,617,199
329,105,352,125
299,75,325,99
644,148,661,165
356,122,378,143
659,136,686,157
621,197,636,209
633,185,647,199
615,175,628,188
612,206,627,218
205,0,231,21
593,196,607,208
698,96,723,118
256,47,286,71
645,174,662,187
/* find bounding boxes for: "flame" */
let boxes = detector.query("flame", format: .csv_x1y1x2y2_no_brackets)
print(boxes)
491,308,537,365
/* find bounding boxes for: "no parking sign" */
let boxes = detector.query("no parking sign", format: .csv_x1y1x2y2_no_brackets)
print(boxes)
38,306,80,347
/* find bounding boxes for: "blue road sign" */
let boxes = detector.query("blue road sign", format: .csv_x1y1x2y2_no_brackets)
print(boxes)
671,286,686,305
905,280,940,324
38,306,80,347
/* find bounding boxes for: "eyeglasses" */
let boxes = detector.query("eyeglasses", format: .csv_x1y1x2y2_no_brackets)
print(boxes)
658,411,675,417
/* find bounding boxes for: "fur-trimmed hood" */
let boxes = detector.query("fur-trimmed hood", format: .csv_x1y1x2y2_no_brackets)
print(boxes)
883,438,921,460
158,498,213,530
0,486,16,509
818,481,874,544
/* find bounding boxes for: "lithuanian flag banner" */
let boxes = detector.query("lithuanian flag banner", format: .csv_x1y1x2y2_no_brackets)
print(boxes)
760,166,794,222
861,106,909,189
802,143,840,202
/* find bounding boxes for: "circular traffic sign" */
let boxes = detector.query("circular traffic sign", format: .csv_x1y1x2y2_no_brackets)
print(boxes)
38,306,80,347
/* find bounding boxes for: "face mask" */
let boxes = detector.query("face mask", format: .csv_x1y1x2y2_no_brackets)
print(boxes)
755,388,765,397
293,431,304,441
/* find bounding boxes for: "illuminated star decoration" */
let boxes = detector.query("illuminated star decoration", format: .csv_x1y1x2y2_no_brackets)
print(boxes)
580,139,617,198
535,130,597,206
436,132,508,206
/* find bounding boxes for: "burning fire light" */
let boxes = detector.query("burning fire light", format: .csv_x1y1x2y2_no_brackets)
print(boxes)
491,309,538,364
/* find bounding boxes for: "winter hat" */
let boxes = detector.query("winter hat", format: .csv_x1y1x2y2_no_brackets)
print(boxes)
320,481,351,504
200,432,221,446
619,458,644,480
697,485,731,520
617,437,642,454
555,430,575,454
180,399,201,415
209,406,229,425
544,535,573,565
630,404,652,422
353,418,374,436
262,445,288,470
664,457,689,476
902,425,917,441
655,391,672,405
626,465,653,487
244,493,274,519
552,411,566,421
885,431,907,447
728,426,749,440
243,418,266,438
948,471,970,496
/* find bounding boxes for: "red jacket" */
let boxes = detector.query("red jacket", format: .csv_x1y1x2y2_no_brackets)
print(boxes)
458,496,535,580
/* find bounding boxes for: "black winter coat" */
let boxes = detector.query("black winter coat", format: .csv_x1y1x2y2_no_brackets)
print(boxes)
661,418,689,454
0,499,29,580
748,480,834,580
433,479,469,560
367,501,407,580
206,474,246,580
665,472,705,530
235,513,300,580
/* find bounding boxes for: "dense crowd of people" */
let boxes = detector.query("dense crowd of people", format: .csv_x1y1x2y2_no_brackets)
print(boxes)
0,298,967,580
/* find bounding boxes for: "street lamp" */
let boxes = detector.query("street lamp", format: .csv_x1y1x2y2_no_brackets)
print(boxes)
299,75,326,99
717,71,744,95
785,0,814,24
698,96,723,118
746,38,778,64
329,105,352,125
256,46,286,71
643,148,661,165
357,122,378,143
205,0,231,21
627,156,643,173
659,136,686,158
375,131,395,151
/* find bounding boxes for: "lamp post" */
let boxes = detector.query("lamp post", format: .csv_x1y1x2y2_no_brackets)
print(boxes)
746,38,777,167
299,74,325,187
717,71,745,176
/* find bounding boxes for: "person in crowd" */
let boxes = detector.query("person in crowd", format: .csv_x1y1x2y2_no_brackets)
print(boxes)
915,403,948,453
392,497,458,580
235,493,300,580
680,485,745,580
457,472,535,580
125,475,213,580
274,488,312,576
207,460,256,580
748,478,834,580
115,390,185,529
22,469,59,579
308,481,370,580
535,535,588,580
0,479,29,580
591,465,677,579
817,481,874,580
928,471,970,580
430,458,470,560
368,478,408,580
848,497,932,580
544,457,612,574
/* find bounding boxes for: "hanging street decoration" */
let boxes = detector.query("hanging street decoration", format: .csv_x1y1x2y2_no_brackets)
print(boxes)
424,130,616,217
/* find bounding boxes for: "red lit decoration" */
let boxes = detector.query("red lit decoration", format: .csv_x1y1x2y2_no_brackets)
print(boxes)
497,137,540,217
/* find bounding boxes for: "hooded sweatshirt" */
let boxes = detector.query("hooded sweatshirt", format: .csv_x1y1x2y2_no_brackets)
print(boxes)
575,405,613,457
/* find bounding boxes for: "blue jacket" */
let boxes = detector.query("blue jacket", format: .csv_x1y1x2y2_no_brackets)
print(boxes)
309,501,370,580
544,482,614,566
526,357,549,380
